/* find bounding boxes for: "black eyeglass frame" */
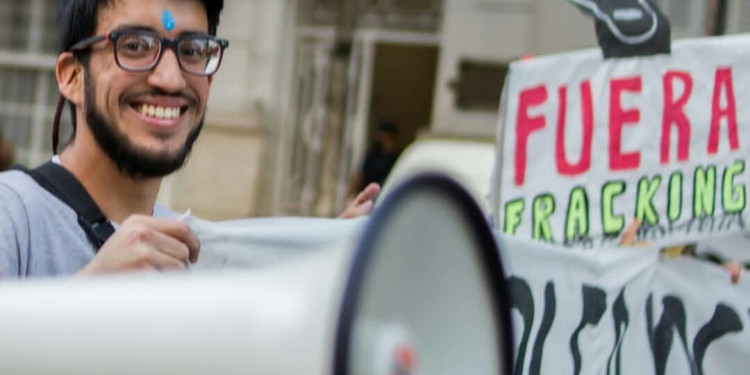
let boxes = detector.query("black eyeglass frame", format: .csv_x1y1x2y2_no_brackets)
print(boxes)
69,29,230,76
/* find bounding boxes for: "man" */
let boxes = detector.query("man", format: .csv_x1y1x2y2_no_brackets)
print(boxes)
350,121,402,196
0,0,376,278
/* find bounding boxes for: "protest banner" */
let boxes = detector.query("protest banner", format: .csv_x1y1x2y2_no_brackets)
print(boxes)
498,233,750,375
190,215,750,375
491,34,750,248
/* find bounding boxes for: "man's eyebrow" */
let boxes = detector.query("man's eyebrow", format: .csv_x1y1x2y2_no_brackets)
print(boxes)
178,30,212,37
114,24,157,32
112,24,210,37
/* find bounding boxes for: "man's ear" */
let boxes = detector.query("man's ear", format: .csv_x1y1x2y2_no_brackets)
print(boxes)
56,52,83,106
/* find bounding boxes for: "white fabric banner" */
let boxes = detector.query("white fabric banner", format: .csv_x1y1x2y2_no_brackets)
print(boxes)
190,216,750,375
188,216,366,269
498,234,750,375
491,34,750,247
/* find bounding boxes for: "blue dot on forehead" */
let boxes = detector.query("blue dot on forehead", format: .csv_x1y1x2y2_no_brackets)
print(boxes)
162,10,176,31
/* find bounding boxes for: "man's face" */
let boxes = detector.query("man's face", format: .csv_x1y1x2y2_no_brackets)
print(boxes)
82,0,212,178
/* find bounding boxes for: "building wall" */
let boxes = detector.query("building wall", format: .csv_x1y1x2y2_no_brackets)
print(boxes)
4,0,742,220
428,0,737,139
431,0,597,138
171,0,750,219
160,0,296,219
166,127,265,220
726,0,750,33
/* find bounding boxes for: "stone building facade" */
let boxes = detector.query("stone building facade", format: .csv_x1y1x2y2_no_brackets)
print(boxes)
0,0,747,219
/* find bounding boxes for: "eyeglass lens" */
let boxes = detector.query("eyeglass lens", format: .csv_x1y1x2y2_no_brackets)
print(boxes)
115,32,223,75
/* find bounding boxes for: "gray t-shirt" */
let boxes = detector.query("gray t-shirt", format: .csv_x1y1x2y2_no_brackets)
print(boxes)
0,170,174,278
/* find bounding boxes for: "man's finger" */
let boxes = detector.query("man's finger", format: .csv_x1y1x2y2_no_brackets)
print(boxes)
620,219,641,246
349,200,374,218
125,216,200,263
145,246,187,271
147,229,191,262
355,183,380,205
339,183,380,219
722,261,742,284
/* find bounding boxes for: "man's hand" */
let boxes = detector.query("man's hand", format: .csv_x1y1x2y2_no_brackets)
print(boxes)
76,215,200,276
620,218,743,284
619,219,649,247
722,261,742,284
338,183,381,219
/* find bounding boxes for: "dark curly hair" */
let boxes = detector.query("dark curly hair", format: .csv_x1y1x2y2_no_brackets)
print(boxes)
58,0,224,54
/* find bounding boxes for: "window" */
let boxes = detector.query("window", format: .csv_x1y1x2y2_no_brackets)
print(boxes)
726,0,750,33
386,0,440,14
653,0,707,38
0,0,68,168
298,0,443,31
453,60,508,112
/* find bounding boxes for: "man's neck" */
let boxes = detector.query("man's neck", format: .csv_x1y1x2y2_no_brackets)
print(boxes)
58,142,162,223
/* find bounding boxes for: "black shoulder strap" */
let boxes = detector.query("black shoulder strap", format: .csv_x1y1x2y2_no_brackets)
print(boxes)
15,161,115,250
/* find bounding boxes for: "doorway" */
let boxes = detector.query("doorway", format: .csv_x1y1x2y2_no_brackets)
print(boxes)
367,43,439,151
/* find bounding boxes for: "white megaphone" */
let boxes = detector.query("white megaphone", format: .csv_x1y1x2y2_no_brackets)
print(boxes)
0,173,513,374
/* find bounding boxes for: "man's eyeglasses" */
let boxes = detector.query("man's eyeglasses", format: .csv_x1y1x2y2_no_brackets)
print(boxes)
69,29,230,76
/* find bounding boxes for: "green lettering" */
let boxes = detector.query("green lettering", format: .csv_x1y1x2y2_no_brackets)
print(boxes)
722,160,746,213
635,176,661,226
602,181,626,235
565,187,589,241
667,172,683,223
693,166,717,218
504,198,525,234
532,194,555,242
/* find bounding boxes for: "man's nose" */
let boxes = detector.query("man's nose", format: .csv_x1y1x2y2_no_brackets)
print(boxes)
146,48,187,93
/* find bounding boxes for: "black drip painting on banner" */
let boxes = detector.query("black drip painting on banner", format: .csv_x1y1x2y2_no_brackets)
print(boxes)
568,0,671,58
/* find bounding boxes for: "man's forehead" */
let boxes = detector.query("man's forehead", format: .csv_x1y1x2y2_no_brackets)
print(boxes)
95,0,208,34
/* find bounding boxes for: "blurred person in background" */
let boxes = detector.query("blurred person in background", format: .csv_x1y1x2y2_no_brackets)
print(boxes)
351,120,402,196
0,134,13,171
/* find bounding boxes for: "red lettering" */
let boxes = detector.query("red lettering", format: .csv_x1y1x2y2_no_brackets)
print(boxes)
556,81,593,175
609,77,642,171
515,85,548,186
661,71,692,164
708,67,739,154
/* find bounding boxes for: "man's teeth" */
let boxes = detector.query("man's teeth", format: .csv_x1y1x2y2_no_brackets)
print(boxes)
139,104,181,120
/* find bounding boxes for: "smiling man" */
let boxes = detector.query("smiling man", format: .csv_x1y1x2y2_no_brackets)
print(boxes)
0,0,376,278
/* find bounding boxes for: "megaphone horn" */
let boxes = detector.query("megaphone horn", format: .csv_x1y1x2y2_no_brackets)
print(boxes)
0,173,514,374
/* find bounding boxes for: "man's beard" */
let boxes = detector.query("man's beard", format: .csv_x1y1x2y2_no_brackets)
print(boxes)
83,73,204,179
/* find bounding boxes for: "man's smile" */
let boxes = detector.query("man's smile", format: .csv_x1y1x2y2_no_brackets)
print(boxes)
126,95,195,129
137,104,183,120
